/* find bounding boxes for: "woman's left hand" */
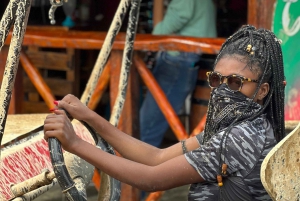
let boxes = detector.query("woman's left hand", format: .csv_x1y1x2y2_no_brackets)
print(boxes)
44,109,81,152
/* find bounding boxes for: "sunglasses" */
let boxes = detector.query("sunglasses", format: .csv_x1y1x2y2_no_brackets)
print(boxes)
206,71,259,92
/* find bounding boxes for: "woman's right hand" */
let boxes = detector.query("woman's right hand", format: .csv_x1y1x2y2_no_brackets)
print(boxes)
56,94,92,121
44,109,81,153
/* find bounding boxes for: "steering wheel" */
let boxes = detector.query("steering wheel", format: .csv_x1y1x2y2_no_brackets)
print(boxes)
48,118,121,201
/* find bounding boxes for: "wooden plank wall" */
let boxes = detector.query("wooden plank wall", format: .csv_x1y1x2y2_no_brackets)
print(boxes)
22,46,79,113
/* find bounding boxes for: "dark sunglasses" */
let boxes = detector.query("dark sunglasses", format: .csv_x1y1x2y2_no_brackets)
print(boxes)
206,71,259,92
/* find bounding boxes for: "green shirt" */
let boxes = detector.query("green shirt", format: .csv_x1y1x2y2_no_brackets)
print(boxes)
153,0,217,55
153,0,217,37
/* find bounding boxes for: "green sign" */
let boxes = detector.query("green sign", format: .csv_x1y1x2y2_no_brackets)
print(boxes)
273,0,300,120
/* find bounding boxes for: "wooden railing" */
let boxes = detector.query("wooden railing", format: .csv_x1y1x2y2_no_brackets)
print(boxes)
5,27,224,53
3,27,225,201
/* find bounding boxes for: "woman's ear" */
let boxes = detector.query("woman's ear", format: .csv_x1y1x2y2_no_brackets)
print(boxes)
257,83,270,101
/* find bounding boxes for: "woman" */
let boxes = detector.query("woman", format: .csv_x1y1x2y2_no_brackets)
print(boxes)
44,25,286,200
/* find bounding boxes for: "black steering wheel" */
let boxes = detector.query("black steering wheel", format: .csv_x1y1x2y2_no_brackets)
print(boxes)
48,113,121,201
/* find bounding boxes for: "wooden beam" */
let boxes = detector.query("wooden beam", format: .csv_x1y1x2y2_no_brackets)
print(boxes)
248,0,276,29
4,28,224,54
109,50,140,201
87,58,111,110
153,0,164,26
19,51,56,110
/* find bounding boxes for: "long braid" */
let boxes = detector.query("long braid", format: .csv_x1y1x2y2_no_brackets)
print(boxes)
247,28,285,142
266,30,285,141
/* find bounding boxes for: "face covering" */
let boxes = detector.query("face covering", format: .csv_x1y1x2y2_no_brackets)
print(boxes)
210,84,262,131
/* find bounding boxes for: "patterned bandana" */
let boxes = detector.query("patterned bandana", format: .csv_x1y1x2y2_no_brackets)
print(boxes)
210,84,262,132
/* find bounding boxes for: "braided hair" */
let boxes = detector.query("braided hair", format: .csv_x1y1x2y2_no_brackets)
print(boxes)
203,25,286,143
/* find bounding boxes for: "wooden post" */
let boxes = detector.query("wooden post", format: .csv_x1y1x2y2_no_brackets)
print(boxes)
248,0,276,29
109,50,140,201
153,0,164,26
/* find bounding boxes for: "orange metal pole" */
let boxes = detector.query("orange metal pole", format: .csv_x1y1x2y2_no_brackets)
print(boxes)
19,51,56,109
134,54,188,141
87,58,111,110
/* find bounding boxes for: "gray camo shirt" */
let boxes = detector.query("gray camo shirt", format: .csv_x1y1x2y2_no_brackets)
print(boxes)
185,115,276,201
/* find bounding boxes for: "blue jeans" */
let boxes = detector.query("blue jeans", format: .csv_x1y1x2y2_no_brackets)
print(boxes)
139,51,200,147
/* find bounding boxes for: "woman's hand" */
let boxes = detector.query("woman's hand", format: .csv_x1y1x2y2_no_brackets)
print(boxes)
55,94,91,122
44,109,81,152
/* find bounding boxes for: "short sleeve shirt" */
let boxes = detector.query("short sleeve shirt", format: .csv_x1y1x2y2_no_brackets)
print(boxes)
185,115,276,201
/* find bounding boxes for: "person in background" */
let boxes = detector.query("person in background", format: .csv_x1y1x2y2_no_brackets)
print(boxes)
140,0,217,147
44,25,286,200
